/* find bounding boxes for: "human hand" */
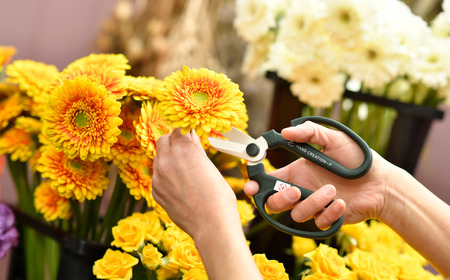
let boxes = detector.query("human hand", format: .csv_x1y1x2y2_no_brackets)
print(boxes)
152,128,241,239
244,121,390,229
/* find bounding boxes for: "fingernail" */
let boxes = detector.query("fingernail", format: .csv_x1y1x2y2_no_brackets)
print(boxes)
285,188,299,201
324,185,336,197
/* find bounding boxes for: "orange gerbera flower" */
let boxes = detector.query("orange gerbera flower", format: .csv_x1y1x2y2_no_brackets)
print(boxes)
106,98,146,168
0,92,26,130
45,76,123,161
124,76,163,101
50,54,129,99
0,46,16,66
157,65,246,136
117,157,155,207
37,146,110,201
0,127,34,162
34,180,72,221
5,60,59,98
135,101,172,159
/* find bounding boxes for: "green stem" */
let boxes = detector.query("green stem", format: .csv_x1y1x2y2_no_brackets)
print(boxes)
89,195,103,241
97,173,127,243
69,199,82,236
6,156,33,213
104,179,129,243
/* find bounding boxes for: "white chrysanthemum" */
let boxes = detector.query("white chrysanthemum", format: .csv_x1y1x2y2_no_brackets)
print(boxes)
321,0,376,47
443,0,450,17
234,0,281,43
407,37,450,89
241,32,276,79
431,13,450,38
289,61,346,108
341,27,407,89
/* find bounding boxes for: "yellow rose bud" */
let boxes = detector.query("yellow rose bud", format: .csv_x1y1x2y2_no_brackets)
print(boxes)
157,262,180,280
161,223,191,252
111,218,145,252
292,236,317,258
128,211,164,244
305,244,350,276
92,249,138,280
237,199,255,227
168,239,204,274
253,253,289,280
141,243,163,270
182,268,208,280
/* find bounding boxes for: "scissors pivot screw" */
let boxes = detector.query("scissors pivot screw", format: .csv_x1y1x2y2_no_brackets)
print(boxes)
246,143,260,157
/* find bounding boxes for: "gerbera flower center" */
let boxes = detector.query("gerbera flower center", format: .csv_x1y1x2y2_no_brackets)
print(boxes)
193,91,209,104
74,111,89,128
339,10,352,23
121,130,134,141
366,49,378,61
70,160,83,170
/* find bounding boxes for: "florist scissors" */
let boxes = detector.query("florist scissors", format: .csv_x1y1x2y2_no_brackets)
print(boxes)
208,116,373,239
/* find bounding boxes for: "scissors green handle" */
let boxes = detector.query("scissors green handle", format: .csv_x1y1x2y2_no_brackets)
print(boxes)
248,116,372,239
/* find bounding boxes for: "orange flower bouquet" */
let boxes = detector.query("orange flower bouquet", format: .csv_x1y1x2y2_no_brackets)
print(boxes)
0,46,290,279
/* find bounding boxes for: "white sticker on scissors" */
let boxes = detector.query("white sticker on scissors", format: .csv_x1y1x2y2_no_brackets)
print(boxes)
274,180,291,192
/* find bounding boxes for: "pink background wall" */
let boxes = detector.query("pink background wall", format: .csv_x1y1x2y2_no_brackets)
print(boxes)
0,0,449,276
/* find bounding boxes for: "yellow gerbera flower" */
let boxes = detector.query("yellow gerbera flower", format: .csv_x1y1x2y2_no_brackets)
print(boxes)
15,116,41,134
157,65,246,136
106,98,146,167
0,91,25,130
124,75,164,101
37,146,110,202
0,46,17,66
135,101,172,159
117,157,155,207
51,60,127,99
5,59,59,98
0,127,34,162
65,53,130,71
45,76,123,161
34,180,72,222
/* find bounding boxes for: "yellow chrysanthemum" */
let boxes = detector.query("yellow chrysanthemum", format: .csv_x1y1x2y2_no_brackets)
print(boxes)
0,127,34,162
0,46,17,66
117,157,155,207
5,60,59,98
45,76,123,161
93,249,138,280
106,98,146,167
124,75,164,101
224,176,247,193
0,91,26,130
135,101,172,159
37,146,110,201
157,65,246,136
345,249,398,280
51,63,127,99
253,253,289,280
33,180,72,222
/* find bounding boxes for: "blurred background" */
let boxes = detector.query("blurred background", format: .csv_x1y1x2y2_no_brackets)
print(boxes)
1,0,449,276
